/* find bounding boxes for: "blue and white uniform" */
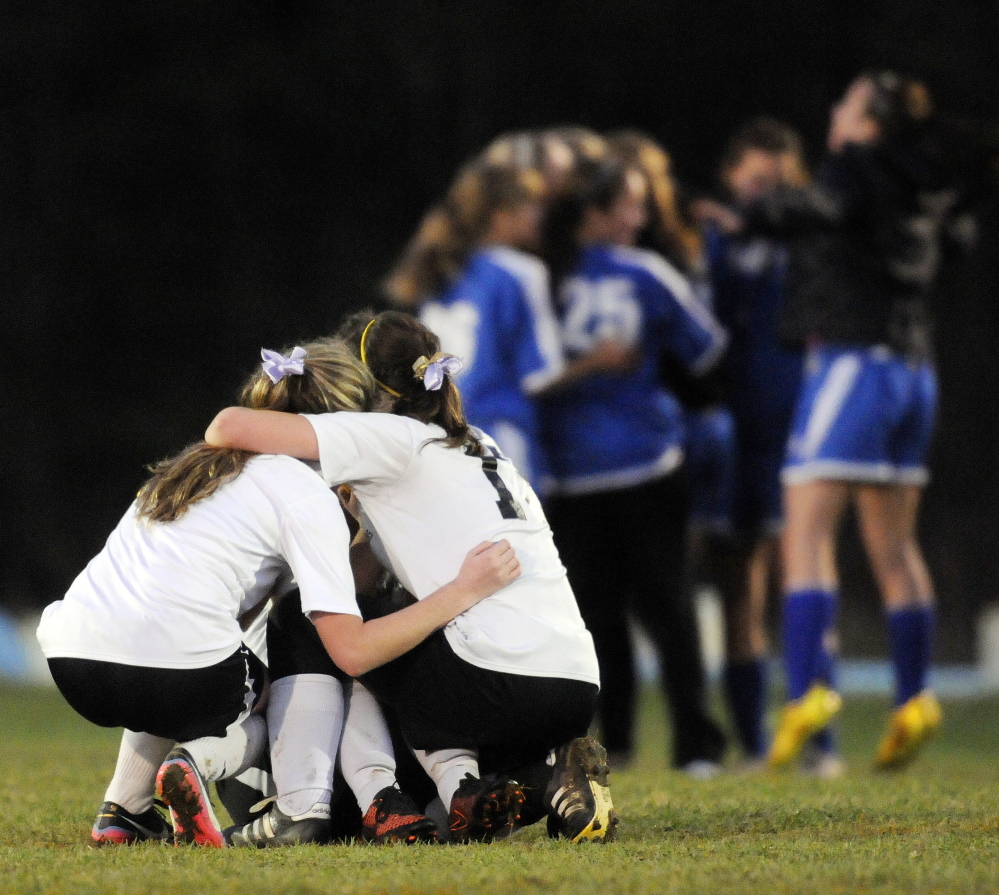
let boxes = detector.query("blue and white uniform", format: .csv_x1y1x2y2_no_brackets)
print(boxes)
419,246,565,494
542,243,729,768
782,345,936,486
706,223,803,532
544,244,727,493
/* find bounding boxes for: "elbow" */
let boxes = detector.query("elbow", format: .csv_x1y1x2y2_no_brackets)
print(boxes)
205,407,247,447
331,649,372,679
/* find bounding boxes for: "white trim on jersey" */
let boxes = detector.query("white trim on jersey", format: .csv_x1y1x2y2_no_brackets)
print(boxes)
782,460,930,487
608,245,729,374
799,353,862,459
554,444,684,497
483,246,566,394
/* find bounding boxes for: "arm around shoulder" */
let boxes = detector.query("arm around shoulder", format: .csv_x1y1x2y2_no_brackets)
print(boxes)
205,407,320,459
311,539,521,677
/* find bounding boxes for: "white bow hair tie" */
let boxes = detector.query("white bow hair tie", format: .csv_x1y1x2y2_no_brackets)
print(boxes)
414,354,463,391
261,346,307,383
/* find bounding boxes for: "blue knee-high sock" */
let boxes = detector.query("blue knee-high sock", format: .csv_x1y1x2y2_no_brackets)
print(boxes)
782,588,837,701
887,605,934,706
723,658,767,759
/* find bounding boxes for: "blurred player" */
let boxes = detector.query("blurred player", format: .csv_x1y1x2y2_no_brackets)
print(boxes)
540,156,730,775
385,157,633,496
607,129,739,599
735,73,962,771
695,118,821,769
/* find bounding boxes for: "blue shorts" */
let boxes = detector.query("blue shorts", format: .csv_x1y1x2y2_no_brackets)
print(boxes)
782,345,937,486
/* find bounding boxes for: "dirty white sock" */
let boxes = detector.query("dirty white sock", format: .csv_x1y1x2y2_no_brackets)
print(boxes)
180,712,268,783
103,729,174,813
268,673,344,817
339,681,398,813
412,748,479,809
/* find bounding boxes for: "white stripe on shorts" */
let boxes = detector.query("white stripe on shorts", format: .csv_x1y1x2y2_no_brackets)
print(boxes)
799,354,862,460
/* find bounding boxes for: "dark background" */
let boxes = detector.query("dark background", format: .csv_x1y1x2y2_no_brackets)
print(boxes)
3,1,998,660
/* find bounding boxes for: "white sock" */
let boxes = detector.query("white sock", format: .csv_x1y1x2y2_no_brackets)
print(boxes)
413,748,479,810
339,681,398,813
181,712,268,783
103,730,174,814
268,673,344,818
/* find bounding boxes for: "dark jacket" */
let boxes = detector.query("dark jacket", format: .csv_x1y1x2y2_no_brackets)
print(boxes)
746,132,962,359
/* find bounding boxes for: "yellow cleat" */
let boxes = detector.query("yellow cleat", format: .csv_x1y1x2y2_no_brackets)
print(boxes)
767,683,843,770
873,690,942,771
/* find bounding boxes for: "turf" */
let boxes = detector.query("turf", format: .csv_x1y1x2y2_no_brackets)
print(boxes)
2,683,997,895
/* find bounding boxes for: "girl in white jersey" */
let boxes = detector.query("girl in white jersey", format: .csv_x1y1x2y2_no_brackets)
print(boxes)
36,339,518,847
206,311,619,843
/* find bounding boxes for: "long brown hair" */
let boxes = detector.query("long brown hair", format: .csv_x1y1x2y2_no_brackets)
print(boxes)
384,159,543,307
337,309,483,456
135,338,376,523
542,156,629,293
606,129,704,275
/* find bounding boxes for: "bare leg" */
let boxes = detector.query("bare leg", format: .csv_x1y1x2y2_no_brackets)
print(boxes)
782,480,850,592
853,484,933,609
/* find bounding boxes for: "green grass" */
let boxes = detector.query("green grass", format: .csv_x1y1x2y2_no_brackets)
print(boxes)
2,683,998,895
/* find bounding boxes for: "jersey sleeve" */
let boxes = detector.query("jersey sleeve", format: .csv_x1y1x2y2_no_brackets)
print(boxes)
504,256,566,396
280,491,361,618
638,251,729,375
302,412,415,488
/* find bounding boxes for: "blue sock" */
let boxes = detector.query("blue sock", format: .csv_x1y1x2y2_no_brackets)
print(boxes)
723,658,767,758
782,588,837,701
887,605,934,706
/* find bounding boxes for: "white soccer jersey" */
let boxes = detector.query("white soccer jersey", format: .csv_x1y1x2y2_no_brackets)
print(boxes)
37,454,359,670
302,412,600,685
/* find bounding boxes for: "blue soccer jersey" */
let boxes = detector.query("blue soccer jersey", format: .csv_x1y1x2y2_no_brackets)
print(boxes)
419,246,565,492
543,244,728,494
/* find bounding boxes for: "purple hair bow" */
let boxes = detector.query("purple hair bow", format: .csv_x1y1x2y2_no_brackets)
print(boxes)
261,346,307,383
412,353,463,391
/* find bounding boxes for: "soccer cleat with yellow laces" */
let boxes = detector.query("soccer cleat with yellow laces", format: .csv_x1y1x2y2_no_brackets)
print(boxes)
873,690,942,771
767,683,843,770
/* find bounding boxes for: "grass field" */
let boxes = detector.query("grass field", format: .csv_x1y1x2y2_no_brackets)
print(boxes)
2,682,998,895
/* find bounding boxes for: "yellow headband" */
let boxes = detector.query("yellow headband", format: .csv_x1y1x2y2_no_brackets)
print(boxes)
359,318,402,398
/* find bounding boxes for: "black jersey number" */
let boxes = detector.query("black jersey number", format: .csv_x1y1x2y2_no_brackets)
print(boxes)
479,448,526,520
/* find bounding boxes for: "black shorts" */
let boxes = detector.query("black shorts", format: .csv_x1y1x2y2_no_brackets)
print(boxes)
360,629,598,774
48,646,265,742
267,589,347,682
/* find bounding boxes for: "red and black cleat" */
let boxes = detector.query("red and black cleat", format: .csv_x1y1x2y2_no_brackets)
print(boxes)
447,773,525,843
362,786,439,844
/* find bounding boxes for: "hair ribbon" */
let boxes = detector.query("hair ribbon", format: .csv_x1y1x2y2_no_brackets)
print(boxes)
261,347,307,383
412,352,463,391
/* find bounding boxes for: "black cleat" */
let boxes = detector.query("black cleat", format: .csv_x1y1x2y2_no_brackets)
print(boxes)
91,800,171,846
447,773,525,843
545,736,619,842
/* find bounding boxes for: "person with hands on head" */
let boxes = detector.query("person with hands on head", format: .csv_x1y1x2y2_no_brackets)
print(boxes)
728,73,962,772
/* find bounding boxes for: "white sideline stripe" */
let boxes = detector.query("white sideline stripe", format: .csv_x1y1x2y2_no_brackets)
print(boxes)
799,354,861,460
